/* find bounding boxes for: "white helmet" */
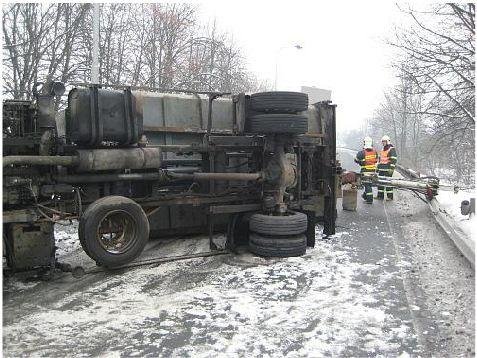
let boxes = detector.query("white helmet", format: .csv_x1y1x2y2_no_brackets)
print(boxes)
363,136,373,149
381,135,391,143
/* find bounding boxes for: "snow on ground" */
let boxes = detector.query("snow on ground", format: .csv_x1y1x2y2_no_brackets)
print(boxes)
54,221,81,257
3,232,414,357
435,189,475,241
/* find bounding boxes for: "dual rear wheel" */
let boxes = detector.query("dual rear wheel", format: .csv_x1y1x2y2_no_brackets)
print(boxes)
247,91,309,135
248,211,309,257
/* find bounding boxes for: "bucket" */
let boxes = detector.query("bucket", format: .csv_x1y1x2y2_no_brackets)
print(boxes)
342,188,357,211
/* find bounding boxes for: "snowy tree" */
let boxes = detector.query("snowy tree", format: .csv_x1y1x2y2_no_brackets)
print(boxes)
2,4,269,99
3,4,90,99
373,3,475,185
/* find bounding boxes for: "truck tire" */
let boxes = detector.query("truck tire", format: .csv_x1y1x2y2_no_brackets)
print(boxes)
249,211,307,236
78,196,149,268
249,233,306,257
248,114,308,134
78,220,90,256
251,91,308,113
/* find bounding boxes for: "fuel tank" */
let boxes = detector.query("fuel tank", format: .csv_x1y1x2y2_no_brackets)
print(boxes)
67,87,142,146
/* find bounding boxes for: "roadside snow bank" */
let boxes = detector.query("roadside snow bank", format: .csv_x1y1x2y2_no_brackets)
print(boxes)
435,189,475,241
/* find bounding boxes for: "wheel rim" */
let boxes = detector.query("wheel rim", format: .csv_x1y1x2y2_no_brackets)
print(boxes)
96,210,137,254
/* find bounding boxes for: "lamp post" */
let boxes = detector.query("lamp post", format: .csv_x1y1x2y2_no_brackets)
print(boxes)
91,3,100,84
274,44,302,90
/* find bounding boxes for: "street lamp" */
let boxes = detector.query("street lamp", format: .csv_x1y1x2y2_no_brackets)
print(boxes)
274,44,303,90
91,3,100,84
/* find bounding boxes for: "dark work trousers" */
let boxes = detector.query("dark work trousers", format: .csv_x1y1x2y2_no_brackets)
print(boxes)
363,182,373,203
377,168,393,199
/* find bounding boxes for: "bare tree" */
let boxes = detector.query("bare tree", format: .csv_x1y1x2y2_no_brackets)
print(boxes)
3,4,89,99
389,3,475,146
3,3,270,102
371,3,475,185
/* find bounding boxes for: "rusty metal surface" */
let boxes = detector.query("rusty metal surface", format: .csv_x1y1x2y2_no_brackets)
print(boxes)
55,172,169,184
70,82,230,96
75,148,161,172
67,87,141,146
193,172,262,182
3,155,79,167
6,222,54,270
168,172,262,182
3,209,39,223
209,203,261,214
138,194,260,207
2,83,341,270
143,125,233,135
134,91,235,133
341,171,358,185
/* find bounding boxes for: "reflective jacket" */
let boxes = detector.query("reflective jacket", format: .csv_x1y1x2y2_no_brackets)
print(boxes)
354,148,378,173
378,144,397,172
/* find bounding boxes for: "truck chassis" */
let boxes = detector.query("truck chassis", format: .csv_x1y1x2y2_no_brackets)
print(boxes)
3,83,339,273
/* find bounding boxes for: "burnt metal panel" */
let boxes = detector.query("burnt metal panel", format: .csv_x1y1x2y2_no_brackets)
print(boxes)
209,203,261,214
3,209,38,223
170,206,206,229
147,206,171,232
6,222,54,270
134,91,234,132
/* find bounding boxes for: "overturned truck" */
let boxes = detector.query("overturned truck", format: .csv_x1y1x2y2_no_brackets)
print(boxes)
3,82,339,271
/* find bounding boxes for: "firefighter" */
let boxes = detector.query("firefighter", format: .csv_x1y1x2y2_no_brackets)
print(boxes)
354,136,378,204
377,135,398,200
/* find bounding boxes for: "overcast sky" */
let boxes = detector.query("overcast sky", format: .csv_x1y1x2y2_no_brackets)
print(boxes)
198,1,405,132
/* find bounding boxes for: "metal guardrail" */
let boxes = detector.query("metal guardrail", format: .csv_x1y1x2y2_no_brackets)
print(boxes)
429,199,475,268
396,164,475,268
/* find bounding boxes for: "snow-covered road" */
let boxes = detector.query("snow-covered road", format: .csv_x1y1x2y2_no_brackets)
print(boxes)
2,239,416,357
3,184,474,357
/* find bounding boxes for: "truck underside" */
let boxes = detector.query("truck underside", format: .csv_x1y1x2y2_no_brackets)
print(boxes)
2,82,339,272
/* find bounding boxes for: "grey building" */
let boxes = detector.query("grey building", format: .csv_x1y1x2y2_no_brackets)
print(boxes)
301,86,332,104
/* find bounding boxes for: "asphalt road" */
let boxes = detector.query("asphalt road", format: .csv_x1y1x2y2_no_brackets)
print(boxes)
3,151,475,357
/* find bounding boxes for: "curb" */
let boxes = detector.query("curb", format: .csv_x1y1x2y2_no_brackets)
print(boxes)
396,164,475,268
429,199,475,268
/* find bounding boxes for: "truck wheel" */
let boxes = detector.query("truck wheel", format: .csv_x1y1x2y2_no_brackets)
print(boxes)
249,233,306,257
251,91,308,113
249,211,307,236
78,196,149,268
248,114,308,134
